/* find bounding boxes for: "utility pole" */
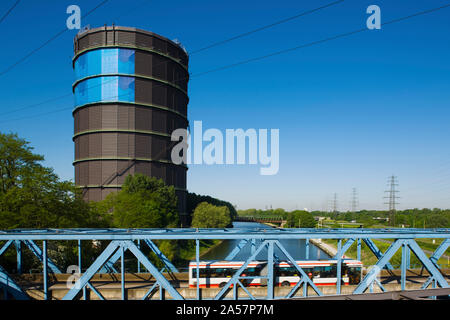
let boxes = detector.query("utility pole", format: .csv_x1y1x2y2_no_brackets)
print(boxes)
332,193,338,218
384,175,400,227
351,187,359,213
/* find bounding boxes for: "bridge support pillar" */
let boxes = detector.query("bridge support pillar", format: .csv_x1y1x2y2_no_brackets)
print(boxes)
357,238,361,261
401,242,408,291
267,241,274,300
43,240,48,300
305,239,309,259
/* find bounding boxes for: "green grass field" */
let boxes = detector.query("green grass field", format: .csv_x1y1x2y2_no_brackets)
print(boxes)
322,238,449,268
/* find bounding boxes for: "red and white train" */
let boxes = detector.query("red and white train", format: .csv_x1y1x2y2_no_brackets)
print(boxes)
189,259,362,288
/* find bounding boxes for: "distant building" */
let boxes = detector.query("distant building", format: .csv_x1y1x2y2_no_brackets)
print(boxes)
72,26,189,224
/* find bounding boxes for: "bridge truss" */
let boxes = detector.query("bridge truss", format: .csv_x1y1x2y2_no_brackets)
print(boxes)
0,228,448,300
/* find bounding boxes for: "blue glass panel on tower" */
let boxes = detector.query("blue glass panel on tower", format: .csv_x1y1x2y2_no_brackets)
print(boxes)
86,49,102,77
118,76,135,102
74,76,135,106
74,48,136,107
74,48,135,80
74,53,87,80
101,49,118,74
118,49,135,74
101,76,118,102
74,77,103,106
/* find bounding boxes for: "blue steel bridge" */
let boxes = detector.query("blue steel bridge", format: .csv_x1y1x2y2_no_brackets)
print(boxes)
0,228,449,300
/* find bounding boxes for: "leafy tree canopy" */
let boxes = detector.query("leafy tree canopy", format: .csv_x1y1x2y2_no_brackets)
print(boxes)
187,192,237,223
0,132,106,229
99,174,179,228
191,202,232,228
285,210,316,228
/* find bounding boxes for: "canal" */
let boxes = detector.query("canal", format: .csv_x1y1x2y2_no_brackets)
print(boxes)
200,221,330,261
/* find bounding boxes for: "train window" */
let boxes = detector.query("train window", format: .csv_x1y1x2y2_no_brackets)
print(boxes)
193,269,204,278
214,268,226,277
209,269,219,278
201,269,209,277
313,266,323,277
303,268,313,277
275,266,297,277
342,265,348,275
322,266,337,278
244,267,259,276
347,267,362,284
225,268,236,277
192,268,211,278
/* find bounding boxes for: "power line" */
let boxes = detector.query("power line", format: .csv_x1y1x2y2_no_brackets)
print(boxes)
1,0,339,117
110,0,152,23
192,2,450,78
2,3,450,124
0,106,72,124
0,0,110,77
0,0,20,25
0,75,122,117
384,175,400,226
190,0,344,54
351,187,359,213
332,193,338,213
0,93,72,117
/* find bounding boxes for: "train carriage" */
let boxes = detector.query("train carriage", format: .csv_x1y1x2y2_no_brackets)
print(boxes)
189,259,363,288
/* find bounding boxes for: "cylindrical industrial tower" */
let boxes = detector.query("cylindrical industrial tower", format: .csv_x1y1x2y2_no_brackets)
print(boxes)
72,26,189,224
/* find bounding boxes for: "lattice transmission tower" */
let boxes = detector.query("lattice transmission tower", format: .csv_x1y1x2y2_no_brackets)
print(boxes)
332,193,338,214
351,187,359,213
384,175,400,226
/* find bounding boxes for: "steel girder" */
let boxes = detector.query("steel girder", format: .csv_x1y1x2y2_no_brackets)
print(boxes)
275,240,323,298
98,239,178,274
62,240,184,300
214,240,269,300
1,228,449,241
22,240,61,274
144,239,179,273
354,239,448,295
0,240,13,256
0,240,61,275
354,239,405,294
363,238,394,270
422,238,450,289
430,238,449,269
406,239,448,289
0,265,29,300
225,239,248,260
0,228,449,300
0,240,23,275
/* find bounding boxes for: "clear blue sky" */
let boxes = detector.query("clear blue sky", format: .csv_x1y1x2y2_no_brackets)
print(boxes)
1,0,449,211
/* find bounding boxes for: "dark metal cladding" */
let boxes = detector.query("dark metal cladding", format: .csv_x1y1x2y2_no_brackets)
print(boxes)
73,26,189,225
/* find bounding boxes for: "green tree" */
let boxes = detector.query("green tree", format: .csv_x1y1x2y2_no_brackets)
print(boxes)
292,210,317,228
426,214,449,228
0,132,109,272
191,202,232,228
187,192,237,222
100,174,179,228
285,212,296,228
0,132,106,229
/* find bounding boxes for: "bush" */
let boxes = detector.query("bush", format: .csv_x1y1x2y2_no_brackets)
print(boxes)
187,192,237,223
191,202,232,228
99,174,179,228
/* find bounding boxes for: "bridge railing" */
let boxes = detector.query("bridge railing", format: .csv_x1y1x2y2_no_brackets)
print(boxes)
0,228,448,300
